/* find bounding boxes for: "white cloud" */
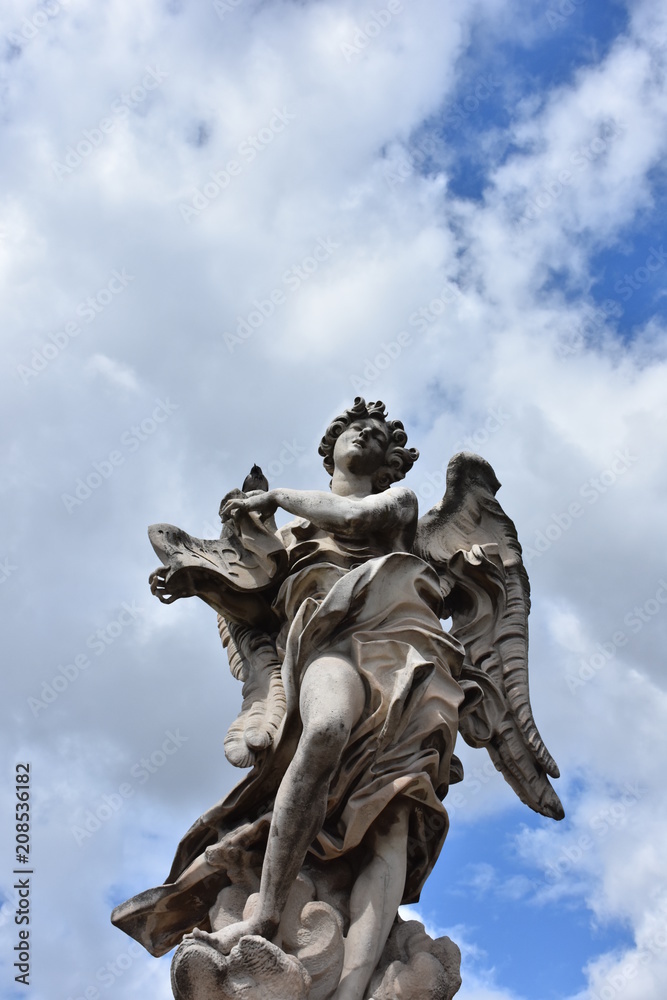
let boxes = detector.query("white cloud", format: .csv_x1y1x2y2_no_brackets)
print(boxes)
85,353,140,391
400,905,529,1000
3,0,667,997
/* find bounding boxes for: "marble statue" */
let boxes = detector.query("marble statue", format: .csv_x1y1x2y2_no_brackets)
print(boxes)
111,397,563,1000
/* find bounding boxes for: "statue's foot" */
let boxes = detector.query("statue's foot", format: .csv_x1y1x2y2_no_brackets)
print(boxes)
188,914,279,956
172,932,311,1000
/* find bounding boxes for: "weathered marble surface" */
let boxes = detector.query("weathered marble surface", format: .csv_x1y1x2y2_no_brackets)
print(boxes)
171,919,461,1000
111,398,562,1000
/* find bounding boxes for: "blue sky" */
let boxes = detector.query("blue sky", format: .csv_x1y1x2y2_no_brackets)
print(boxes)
421,803,636,999
2,1,667,999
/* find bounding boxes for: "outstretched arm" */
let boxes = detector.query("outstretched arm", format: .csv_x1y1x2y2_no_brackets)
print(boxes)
222,486,417,540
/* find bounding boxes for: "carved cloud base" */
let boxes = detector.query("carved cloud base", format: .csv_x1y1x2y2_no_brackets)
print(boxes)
171,936,311,1000
369,919,461,1000
170,918,461,1000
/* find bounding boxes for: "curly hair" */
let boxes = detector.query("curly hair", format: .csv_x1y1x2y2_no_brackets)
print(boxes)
318,397,419,492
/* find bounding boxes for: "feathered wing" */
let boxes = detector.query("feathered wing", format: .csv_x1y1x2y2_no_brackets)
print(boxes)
218,616,287,769
212,471,288,769
413,452,564,821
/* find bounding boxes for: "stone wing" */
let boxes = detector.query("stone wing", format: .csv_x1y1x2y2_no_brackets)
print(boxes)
147,508,287,631
413,452,564,820
218,616,286,769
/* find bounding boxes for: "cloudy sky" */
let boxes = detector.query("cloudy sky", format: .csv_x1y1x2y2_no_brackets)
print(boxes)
2,0,667,997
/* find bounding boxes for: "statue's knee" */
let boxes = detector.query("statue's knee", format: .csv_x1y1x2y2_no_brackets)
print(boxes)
302,718,349,772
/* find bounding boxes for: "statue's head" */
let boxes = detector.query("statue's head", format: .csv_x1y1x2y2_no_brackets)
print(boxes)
318,397,419,493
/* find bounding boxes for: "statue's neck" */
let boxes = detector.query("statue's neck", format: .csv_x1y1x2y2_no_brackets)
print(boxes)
331,470,373,498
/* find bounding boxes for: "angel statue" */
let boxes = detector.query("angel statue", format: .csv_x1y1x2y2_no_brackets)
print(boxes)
111,397,563,1000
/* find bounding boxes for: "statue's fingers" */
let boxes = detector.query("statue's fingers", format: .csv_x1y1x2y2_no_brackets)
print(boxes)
149,567,168,590
157,591,180,604
220,502,236,522
189,928,211,943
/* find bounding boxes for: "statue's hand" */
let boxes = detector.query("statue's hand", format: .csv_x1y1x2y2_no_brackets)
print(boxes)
149,565,193,603
221,490,278,523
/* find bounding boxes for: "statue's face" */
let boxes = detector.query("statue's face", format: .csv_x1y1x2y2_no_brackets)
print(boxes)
333,418,390,477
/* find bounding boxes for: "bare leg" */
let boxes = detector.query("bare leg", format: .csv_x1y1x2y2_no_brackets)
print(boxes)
191,654,365,954
332,803,410,1000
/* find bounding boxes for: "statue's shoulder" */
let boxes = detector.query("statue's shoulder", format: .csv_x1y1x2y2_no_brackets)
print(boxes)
386,484,419,515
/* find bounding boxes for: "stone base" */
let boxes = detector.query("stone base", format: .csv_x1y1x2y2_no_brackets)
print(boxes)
171,936,311,1000
370,919,461,1000
171,918,461,1000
